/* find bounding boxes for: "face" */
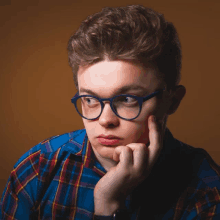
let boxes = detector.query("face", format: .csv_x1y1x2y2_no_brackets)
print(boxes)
77,60,173,170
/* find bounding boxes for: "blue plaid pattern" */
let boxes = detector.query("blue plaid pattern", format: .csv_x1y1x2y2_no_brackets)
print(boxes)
0,128,220,219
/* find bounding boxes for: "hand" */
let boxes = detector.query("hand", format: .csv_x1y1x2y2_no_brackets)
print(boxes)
94,115,164,215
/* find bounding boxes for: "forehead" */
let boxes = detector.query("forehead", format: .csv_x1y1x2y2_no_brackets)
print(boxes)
77,60,163,94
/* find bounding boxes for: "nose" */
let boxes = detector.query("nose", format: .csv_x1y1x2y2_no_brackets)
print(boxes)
98,101,119,127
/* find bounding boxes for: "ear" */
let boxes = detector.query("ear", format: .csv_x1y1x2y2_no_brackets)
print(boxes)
167,85,186,115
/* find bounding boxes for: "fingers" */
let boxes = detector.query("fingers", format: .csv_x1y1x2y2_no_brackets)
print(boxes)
112,115,164,177
125,143,148,171
149,115,161,147
147,115,164,171
113,146,133,167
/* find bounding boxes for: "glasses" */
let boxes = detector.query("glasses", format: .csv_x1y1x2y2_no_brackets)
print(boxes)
71,88,166,121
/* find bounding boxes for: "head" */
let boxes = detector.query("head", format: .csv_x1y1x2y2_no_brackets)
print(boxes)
67,5,186,169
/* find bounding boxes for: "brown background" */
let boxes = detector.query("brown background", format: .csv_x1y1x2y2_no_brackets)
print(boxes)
0,0,220,195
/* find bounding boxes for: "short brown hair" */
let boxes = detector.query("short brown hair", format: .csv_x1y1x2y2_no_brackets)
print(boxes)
67,4,181,91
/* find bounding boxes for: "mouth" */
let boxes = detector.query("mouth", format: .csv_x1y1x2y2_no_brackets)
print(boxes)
97,137,121,145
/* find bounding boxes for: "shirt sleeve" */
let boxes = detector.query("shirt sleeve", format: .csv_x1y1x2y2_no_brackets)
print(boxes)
0,149,41,220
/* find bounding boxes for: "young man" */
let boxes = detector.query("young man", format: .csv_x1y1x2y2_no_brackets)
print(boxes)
1,4,220,220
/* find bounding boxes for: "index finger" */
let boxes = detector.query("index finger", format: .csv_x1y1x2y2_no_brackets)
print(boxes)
147,115,164,170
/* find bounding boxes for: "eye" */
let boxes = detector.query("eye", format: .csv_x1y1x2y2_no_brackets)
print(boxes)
123,96,136,103
115,96,138,105
82,97,99,105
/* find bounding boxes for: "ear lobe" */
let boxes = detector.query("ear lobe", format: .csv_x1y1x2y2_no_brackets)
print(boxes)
167,85,186,115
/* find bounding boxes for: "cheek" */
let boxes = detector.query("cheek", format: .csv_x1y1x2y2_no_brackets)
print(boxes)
136,126,150,144
82,119,95,136
133,121,150,144
122,117,150,144
129,106,153,143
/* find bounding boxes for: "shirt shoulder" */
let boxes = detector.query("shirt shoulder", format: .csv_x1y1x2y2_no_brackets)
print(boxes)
13,128,87,169
0,129,89,218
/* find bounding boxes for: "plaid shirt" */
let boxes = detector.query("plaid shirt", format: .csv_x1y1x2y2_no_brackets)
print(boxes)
0,128,220,220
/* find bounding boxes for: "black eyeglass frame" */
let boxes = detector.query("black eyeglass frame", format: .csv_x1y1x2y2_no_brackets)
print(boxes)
71,87,166,121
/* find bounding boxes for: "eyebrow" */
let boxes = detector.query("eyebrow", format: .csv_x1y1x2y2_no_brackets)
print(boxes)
79,85,148,96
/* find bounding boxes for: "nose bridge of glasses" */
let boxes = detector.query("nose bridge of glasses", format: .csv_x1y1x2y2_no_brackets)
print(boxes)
99,97,113,105
99,97,117,116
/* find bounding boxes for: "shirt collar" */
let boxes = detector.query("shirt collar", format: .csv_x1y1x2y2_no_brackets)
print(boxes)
65,129,107,176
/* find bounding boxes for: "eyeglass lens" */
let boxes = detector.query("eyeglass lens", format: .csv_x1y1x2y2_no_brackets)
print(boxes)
76,96,140,120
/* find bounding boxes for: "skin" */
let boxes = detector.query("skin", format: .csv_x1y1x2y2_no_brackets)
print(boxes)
77,60,186,215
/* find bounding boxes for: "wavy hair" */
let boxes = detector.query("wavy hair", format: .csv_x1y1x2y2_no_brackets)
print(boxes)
67,5,181,91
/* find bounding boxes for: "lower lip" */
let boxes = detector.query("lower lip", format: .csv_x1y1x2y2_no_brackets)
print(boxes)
97,137,121,145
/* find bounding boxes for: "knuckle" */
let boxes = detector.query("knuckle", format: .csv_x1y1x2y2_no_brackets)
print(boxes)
136,144,146,151
115,145,123,150
123,146,133,153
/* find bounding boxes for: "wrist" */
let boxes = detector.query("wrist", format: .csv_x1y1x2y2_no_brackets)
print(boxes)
94,200,122,216
94,198,126,216
94,209,130,220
